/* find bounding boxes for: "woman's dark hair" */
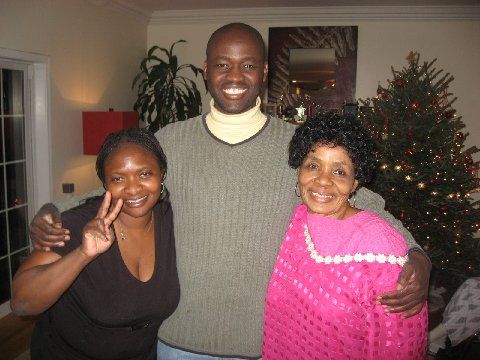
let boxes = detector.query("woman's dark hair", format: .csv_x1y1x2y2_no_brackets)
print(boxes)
288,112,375,185
96,128,167,185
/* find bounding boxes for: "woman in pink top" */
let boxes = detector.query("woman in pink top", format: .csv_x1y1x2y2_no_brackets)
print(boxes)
262,113,427,359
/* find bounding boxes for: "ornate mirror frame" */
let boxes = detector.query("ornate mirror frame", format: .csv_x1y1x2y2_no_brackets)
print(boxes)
267,26,358,113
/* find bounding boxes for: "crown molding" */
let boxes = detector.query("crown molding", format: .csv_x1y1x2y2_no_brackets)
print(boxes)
150,5,480,24
109,0,151,22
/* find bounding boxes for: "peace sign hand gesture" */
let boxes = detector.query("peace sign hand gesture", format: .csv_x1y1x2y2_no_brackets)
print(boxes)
80,192,123,258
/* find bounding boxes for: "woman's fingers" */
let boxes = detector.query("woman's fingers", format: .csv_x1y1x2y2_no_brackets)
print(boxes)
96,191,112,219
84,220,109,242
104,198,123,230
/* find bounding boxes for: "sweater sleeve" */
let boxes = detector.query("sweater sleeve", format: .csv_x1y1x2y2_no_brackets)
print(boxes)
354,187,424,253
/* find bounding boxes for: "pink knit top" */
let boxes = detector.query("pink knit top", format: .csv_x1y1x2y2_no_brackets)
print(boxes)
262,204,428,359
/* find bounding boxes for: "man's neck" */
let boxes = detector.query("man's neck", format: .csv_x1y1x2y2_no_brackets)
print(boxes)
206,97,267,144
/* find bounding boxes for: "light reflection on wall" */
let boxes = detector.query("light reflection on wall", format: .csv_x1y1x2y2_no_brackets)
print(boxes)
62,155,102,197
52,37,120,105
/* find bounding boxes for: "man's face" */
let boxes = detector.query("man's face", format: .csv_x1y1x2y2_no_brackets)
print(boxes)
204,29,268,115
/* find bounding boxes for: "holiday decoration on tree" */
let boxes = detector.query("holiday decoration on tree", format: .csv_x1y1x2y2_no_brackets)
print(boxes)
359,52,480,288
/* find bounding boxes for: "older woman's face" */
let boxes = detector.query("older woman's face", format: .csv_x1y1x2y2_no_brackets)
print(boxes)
298,144,359,219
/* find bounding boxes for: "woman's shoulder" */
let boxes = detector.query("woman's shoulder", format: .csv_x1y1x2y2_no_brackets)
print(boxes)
351,210,407,255
154,199,172,215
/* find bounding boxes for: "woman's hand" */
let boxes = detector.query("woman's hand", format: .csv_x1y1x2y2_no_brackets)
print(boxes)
79,192,123,258
378,251,431,318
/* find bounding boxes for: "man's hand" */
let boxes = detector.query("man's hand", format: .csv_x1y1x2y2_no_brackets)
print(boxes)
378,251,431,318
30,203,69,251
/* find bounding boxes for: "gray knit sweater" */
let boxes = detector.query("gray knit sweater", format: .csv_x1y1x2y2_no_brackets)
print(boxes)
155,115,420,357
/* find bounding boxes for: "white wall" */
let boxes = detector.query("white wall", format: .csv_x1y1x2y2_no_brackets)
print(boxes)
147,7,480,165
0,0,148,200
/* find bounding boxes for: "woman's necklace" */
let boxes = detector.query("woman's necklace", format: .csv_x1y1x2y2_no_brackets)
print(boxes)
117,214,153,241
303,224,408,266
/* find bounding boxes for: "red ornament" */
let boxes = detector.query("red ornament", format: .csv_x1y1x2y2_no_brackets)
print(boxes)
407,130,414,137
429,178,438,185
405,149,414,156
431,99,437,106
472,165,479,177
445,110,455,119
456,132,464,140
411,101,419,109
440,206,447,212
396,78,404,87
399,211,405,221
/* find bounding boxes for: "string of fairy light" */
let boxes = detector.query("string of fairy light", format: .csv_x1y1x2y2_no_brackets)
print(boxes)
359,51,480,280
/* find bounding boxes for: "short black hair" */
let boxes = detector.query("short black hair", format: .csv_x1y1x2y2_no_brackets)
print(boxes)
96,128,167,186
206,23,266,62
288,112,375,185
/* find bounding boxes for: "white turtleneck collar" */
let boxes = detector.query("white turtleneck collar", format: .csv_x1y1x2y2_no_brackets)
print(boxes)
205,97,268,145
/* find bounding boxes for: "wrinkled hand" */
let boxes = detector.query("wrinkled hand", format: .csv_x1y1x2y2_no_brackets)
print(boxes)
30,203,68,252
378,251,431,318
79,192,123,258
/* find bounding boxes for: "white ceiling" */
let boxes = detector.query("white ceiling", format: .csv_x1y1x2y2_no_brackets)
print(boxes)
115,0,479,15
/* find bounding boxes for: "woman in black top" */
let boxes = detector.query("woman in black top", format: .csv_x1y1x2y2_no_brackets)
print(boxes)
11,129,180,360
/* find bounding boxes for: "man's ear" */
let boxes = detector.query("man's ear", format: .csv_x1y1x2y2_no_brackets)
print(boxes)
203,61,208,79
263,62,268,83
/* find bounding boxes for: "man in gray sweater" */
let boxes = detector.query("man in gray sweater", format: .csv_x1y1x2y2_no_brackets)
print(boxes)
30,23,430,359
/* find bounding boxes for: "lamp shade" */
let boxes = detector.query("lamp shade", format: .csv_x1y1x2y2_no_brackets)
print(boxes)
82,111,139,155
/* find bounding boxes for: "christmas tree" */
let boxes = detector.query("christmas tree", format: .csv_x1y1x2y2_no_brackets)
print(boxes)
359,52,480,289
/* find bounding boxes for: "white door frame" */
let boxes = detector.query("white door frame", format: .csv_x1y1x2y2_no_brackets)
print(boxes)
0,48,52,212
0,48,52,318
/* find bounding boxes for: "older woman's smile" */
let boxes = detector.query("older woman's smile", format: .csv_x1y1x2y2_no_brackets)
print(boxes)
310,191,335,200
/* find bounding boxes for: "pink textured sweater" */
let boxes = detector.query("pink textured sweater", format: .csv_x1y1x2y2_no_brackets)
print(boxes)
263,205,428,359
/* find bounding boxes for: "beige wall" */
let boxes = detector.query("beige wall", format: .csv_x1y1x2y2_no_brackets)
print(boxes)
0,0,147,200
148,15,480,164
0,3,478,200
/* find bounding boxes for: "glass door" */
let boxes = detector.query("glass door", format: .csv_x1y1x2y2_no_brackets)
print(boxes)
0,61,31,307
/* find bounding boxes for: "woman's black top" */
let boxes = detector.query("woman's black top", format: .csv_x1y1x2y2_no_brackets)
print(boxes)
30,197,180,360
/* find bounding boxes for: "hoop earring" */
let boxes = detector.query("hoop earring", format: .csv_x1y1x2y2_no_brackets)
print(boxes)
350,192,356,207
295,182,300,197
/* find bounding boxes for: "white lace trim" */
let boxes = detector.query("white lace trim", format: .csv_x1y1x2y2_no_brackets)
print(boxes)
303,224,408,266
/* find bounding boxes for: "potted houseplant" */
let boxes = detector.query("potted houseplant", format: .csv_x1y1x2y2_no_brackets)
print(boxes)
132,40,206,133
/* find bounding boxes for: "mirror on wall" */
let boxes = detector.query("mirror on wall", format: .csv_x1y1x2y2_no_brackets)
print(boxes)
267,26,358,120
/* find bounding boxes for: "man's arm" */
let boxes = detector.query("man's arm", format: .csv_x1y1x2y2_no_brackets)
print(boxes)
354,187,430,318
30,188,104,250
